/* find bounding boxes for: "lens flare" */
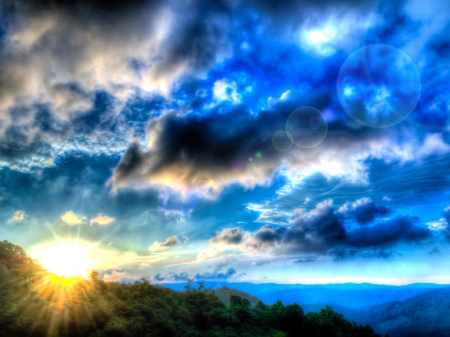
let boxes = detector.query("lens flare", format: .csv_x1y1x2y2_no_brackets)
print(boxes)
232,161,244,172
195,179,210,194
286,107,328,148
272,130,294,152
337,44,421,128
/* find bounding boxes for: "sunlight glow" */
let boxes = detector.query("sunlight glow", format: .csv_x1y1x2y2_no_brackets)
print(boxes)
302,26,337,56
307,31,330,44
29,242,93,278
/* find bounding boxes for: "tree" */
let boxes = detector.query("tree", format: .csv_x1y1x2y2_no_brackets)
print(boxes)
0,240,30,263
89,270,99,282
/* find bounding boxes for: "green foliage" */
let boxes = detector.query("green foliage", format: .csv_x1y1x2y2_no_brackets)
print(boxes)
0,241,385,337
0,240,27,259
90,270,99,282
213,286,260,306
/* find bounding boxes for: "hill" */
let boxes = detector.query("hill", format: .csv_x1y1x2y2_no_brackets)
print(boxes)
213,285,261,306
364,286,450,337
286,286,450,337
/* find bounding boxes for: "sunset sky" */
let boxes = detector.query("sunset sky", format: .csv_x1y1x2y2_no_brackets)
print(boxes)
1,0,450,284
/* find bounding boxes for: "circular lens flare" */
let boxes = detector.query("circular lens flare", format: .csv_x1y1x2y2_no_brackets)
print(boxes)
272,130,293,152
337,44,421,128
286,106,328,148
232,161,244,172
195,179,210,194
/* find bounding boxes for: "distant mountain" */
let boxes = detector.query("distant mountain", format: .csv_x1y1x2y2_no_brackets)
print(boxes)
213,286,261,306
364,286,450,337
160,281,449,309
297,286,450,337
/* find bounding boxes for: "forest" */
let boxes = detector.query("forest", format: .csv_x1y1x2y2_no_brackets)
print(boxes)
0,240,385,337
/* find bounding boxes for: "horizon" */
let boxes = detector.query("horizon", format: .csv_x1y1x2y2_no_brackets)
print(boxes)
1,0,450,286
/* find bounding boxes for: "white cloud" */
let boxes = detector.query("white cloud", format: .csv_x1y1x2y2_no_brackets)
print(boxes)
90,214,115,226
12,210,25,222
61,211,85,225
213,79,241,104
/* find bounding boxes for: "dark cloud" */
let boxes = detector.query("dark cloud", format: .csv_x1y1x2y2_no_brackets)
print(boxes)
210,227,246,245
153,267,238,282
329,247,399,260
195,267,236,280
352,200,391,224
154,272,189,282
246,225,286,253
157,235,180,248
111,90,394,192
346,215,430,248
0,125,54,171
274,200,347,254
237,200,431,256
112,106,288,189
340,197,391,224
149,235,181,251
249,153,450,228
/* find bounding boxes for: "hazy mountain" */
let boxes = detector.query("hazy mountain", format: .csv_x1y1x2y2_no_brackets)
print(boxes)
275,286,450,337
364,286,450,337
160,281,449,309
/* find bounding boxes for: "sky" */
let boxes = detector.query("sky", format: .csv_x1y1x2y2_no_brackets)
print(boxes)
1,0,450,285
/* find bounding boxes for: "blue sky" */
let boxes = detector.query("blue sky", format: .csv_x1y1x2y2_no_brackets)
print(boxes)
1,0,450,284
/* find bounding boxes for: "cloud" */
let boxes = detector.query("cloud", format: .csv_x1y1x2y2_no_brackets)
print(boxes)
0,0,234,114
0,0,235,172
110,90,397,196
442,205,450,241
274,199,347,254
443,205,450,226
102,268,128,282
247,151,450,230
12,210,25,222
217,200,431,257
154,272,189,283
246,225,286,254
111,108,288,193
329,247,399,260
195,267,237,280
159,207,192,220
209,227,247,246
60,211,85,225
339,197,391,224
90,214,115,226
212,79,241,104
196,249,221,262
345,215,430,248
153,267,238,282
148,235,180,251
426,219,448,231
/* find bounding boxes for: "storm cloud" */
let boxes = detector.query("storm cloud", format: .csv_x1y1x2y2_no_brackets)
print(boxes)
219,199,431,257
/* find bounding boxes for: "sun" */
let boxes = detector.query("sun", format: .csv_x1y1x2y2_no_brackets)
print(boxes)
29,241,93,278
